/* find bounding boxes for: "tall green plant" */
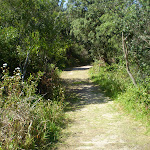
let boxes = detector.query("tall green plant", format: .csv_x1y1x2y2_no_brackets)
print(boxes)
0,64,66,149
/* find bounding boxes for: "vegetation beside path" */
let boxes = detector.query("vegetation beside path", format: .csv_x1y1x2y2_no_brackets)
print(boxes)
90,62,150,132
0,65,67,149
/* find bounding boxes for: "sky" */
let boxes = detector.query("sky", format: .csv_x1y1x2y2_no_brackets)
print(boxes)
63,0,68,8
59,0,68,8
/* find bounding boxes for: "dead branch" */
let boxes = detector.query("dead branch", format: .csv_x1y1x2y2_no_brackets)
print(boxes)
122,32,137,87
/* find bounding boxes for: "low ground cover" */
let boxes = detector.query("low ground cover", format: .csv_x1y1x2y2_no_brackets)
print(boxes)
0,64,67,149
90,62,150,131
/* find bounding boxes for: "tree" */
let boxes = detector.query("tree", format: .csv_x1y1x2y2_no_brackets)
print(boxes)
0,0,70,75
67,0,149,84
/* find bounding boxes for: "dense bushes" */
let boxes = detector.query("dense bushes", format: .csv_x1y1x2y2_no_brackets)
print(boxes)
90,62,150,126
38,64,65,100
0,64,66,149
67,0,149,82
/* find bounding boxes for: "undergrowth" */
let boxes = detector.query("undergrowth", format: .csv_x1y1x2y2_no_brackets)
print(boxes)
0,64,66,149
90,61,150,130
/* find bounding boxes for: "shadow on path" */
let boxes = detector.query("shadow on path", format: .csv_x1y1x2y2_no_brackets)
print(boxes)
58,65,150,150
61,66,111,112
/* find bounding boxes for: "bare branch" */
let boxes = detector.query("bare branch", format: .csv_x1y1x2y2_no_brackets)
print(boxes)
122,32,137,87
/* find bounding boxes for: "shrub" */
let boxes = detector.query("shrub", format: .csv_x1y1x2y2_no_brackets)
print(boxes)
117,85,150,118
0,64,66,149
38,64,65,101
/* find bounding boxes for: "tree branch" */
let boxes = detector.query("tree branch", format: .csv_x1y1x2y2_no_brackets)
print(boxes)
122,32,137,87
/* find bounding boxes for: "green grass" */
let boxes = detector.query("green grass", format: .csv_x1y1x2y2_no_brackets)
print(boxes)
90,62,150,131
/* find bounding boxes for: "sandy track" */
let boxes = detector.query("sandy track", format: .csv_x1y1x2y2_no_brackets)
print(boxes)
57,66,150,150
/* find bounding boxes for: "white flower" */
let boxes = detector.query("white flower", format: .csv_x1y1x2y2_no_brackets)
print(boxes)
10,76,14,79
0,87,4,90
15,67,20,71
16,73,20,76
3,63,7,68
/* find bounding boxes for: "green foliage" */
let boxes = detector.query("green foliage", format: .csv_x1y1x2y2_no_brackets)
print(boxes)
68,0,149,82
65,43,91,67
0,0,70,74
121,0,150,81
90,61,127,98
90,62,150,128
68,0,121,64
38,64,65,100
0,64,66,149
117,85,150,117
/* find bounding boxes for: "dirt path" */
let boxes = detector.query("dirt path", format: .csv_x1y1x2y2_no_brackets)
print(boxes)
57,66,150,150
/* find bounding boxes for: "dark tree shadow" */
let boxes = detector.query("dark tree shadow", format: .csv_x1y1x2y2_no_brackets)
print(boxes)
62,77,112,112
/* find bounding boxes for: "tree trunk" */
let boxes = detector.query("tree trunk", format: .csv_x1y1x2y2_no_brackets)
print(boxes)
122,32,137,87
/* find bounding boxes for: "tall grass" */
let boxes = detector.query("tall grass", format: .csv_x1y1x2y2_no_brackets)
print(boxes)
0,64,66,149
90,61,150,129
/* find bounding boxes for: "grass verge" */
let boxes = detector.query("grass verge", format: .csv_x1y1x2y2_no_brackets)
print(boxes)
90,62,150,132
